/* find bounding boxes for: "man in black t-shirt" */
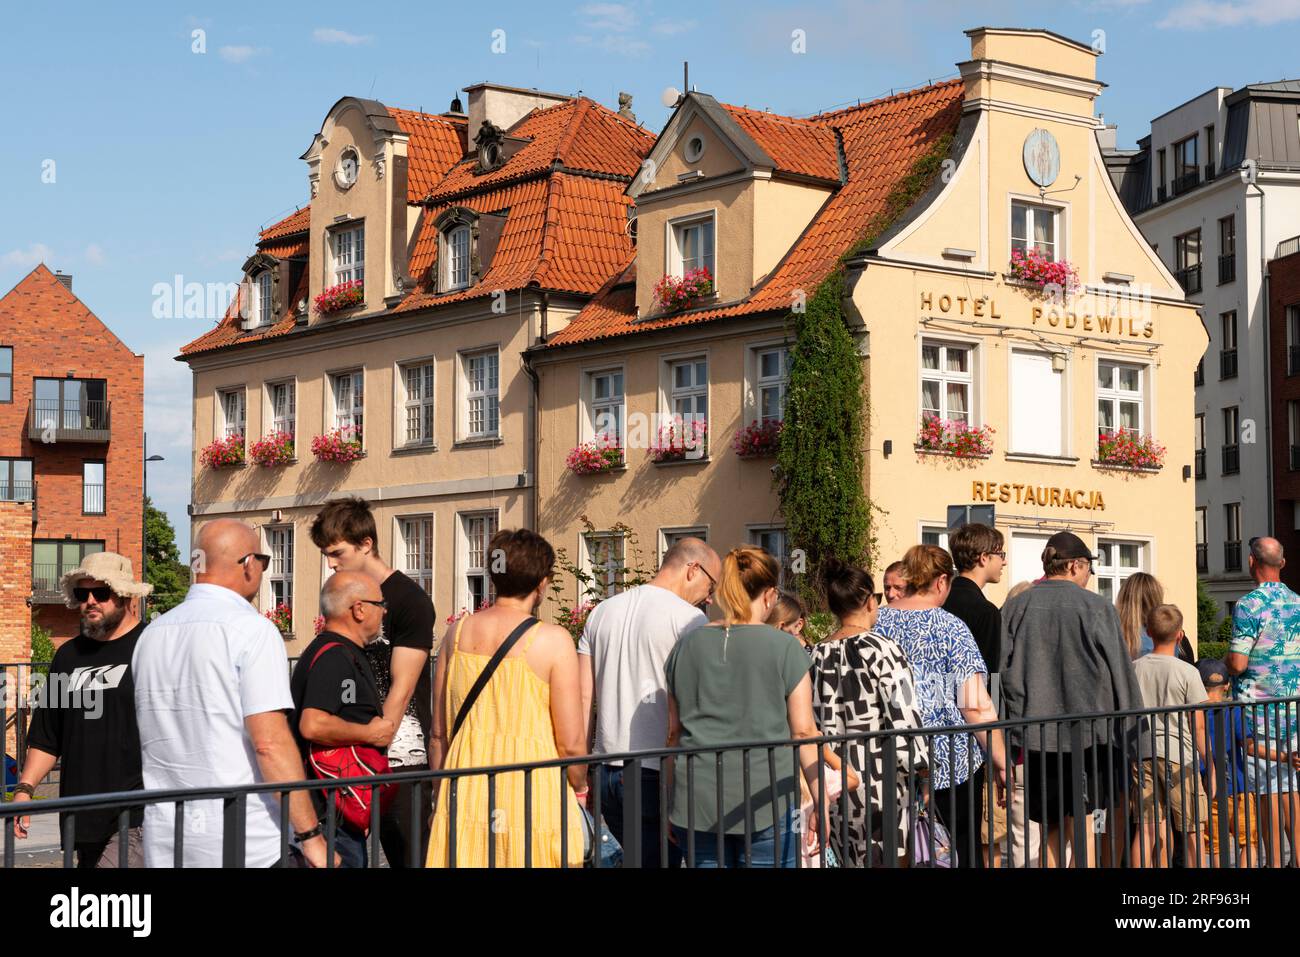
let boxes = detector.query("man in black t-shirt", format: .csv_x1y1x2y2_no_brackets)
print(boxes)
290,571,393,868
311,497,435,867
14,552,153,867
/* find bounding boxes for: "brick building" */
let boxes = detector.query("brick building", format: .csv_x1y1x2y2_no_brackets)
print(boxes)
1269,239,1300,592
0,265,144,649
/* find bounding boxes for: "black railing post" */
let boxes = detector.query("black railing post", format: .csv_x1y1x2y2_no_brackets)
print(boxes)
625,757,642,869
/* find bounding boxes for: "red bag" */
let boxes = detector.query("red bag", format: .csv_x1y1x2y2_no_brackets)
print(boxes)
305,643,397,835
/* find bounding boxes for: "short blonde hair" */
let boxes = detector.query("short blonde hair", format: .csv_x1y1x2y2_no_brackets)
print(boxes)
1145,604,1184,643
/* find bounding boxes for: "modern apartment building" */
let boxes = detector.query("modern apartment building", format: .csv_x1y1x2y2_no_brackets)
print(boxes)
1268,239,1300,593
179,86,652,651
0,265,144,647
1103,80,1300,614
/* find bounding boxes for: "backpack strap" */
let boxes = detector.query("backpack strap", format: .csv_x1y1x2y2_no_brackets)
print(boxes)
309,642,344,669
451,617,537,742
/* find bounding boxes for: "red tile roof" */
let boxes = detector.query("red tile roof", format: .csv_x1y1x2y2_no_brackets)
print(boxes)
178,264,308,356
388,108,468,203
722,105,841,181
257,206,310,259
546,80,964,348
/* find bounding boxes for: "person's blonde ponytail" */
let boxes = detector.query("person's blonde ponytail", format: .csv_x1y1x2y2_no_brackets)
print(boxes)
716,546,780,624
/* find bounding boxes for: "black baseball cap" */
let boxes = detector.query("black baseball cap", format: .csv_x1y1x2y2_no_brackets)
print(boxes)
1043,531,1098,561
1197,659,1230,689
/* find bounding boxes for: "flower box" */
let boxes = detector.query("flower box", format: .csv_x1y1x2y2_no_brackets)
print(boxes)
314,279,364,316
1096,431,1165,470
200,434,245,469
249,430,295,467
311,426,363,463
649,417,708,463
566,435,624,475
652,268,713,313
1007,248,1080,300
733,419,783,459
916,415,994,458
265,603,292,637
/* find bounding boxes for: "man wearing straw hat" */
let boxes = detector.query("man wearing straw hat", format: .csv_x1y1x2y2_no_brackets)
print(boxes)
11,552,151,867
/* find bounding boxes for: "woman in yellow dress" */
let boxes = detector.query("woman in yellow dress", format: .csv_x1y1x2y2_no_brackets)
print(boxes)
426,529,586,867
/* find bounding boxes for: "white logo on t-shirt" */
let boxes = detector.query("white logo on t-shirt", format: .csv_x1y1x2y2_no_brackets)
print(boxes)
67,664,128,692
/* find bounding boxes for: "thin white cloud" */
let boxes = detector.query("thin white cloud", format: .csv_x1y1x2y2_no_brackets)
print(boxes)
1,243,53,267
578,3,638,32
652,19,698,35
312,27,373,45
218,45,266,63
1158,0,1300,28
574,33,651,57
84,243,106,265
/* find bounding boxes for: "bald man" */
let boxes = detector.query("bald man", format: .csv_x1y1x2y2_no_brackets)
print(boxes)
133,519,334,868
1226,535,1300,865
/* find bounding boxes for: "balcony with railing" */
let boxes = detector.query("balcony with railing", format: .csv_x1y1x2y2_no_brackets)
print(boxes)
82,483,105,515
1196,543,1208,574
28,399,111,443
1220,349,1238,379
1277,235,1300,260
1172,169,1201,196
1195,448,1205,479
1224,541,1242,572
1175,264,1203,295
1222,443,1240,475
1218,254,1235,284
1194,359,1204,387
32,564,67,604
0,481,37,521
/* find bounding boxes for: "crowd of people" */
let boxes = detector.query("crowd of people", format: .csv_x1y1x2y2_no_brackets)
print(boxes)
8,502,1300,869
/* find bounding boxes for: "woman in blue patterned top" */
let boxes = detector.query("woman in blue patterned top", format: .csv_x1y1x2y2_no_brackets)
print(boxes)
875,544,1006,868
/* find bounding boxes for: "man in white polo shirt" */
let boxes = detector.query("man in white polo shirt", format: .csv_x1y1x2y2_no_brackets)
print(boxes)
133,519,332,868
578,537,720,867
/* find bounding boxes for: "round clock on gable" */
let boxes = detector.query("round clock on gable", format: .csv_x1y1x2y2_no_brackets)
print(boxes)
335,147,360,190
1022,129,1060,189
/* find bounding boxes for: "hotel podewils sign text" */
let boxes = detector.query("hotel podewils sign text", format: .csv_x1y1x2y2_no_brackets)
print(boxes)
920,291,1155,339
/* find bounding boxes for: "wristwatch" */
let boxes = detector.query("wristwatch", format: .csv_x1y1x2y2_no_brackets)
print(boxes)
294,822,324,842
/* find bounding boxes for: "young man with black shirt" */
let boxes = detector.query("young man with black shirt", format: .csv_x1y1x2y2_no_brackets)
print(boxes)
13,553,152,867
290,571,394,868
310,497,435,867
943,523,1005,674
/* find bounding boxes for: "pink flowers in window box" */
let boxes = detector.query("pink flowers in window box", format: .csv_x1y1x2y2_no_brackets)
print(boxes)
1007,248,1079,299
445,600,492,626
916,414,994,457
314,279,364,316
649,417,708,462
566,434,624,475
557,600,597,641
733,419,783,459
1096,430,1165,470
265,603,292,636
249,430,295,467
311,426,363,463
200,434,245,469
652,267,713,312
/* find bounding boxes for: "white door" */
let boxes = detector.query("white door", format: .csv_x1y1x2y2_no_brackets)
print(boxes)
1009,532,1050,588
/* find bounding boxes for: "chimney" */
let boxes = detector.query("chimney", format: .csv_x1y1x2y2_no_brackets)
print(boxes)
463,82,571,146
53,270,72,292
1095,124,1119,151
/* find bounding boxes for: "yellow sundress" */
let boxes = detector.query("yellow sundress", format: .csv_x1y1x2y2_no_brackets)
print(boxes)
426,617,584,868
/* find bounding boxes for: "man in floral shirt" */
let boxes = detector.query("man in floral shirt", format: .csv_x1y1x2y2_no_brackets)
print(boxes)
1227,536,1300,865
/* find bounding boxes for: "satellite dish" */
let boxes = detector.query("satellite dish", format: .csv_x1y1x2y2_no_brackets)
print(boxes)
661,86,681,108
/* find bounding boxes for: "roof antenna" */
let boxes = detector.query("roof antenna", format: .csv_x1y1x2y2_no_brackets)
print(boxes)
684,61,689,95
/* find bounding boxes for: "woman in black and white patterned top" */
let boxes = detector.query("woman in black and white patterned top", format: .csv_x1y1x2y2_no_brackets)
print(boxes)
810,559,929,867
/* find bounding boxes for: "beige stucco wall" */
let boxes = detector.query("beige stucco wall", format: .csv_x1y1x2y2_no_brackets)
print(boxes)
968,29,1099,80
650,113,746,187
753,178,833,285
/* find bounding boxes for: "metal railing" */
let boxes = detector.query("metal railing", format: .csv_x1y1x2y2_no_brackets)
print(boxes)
1172,169,1201,196
1194,448,1205,480
1218,254,1235,284
1222,443,1240,475
1224,541,1242,571
1195,543,1208,574
3,698,1296,869
82,483,105,515
1194,359,1204,387
1276,235,1300,260
27,399,110,443
0,481,36,523
1219,349,1238,379
30,565,67,604
1176,264,1203,295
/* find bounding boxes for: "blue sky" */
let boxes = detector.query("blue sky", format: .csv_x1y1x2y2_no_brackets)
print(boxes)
2,0,1298,554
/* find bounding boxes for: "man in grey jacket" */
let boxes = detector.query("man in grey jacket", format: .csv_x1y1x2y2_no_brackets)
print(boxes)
999,531,1143,868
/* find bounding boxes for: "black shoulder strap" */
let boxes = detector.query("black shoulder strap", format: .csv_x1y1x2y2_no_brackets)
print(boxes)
451,616,538,741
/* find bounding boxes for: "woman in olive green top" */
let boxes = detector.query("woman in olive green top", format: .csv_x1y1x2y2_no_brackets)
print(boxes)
664,546,823,867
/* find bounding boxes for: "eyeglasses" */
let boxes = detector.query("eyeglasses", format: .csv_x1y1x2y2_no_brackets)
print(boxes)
692,562,718,593
239,553,271,571
357,599,388,610
73,585,115,603
988,551,1007,560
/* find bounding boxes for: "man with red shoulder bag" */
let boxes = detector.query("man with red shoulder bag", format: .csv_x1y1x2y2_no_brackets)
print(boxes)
290,571,396,867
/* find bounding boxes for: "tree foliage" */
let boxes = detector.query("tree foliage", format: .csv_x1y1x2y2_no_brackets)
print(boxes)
1196,578,1221,646
144,497,189,616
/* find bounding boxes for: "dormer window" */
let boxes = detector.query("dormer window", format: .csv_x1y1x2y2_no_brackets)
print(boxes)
446,225,471,290
331,223,365,286
669,213,716,278
255,270,273,326
435,208,482,292
475,120,505,172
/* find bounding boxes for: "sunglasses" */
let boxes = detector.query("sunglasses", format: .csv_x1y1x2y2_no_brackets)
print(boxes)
239,553,271,571
73,585,115,603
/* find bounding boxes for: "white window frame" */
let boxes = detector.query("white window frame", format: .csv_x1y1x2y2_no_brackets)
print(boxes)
751,344,791,425
397,359,436,448
329,369,365,442
396,514,435,597
747,525,791,589
458,510,499,613
217,387,246,441
1095,537,1147,604
666,210,717,279
330,222,365,286
460,347,501,441
919,337,977,428
263,524,294,616
667,355,709,425
1009,198,1063,262
256,270,273,327
1095,355,1150,444
1007,346,1070,457
658,526,709,566
920,524,951,552
584,367,626,445
583,529,627,600
442,224,471,291
266,379,296,439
